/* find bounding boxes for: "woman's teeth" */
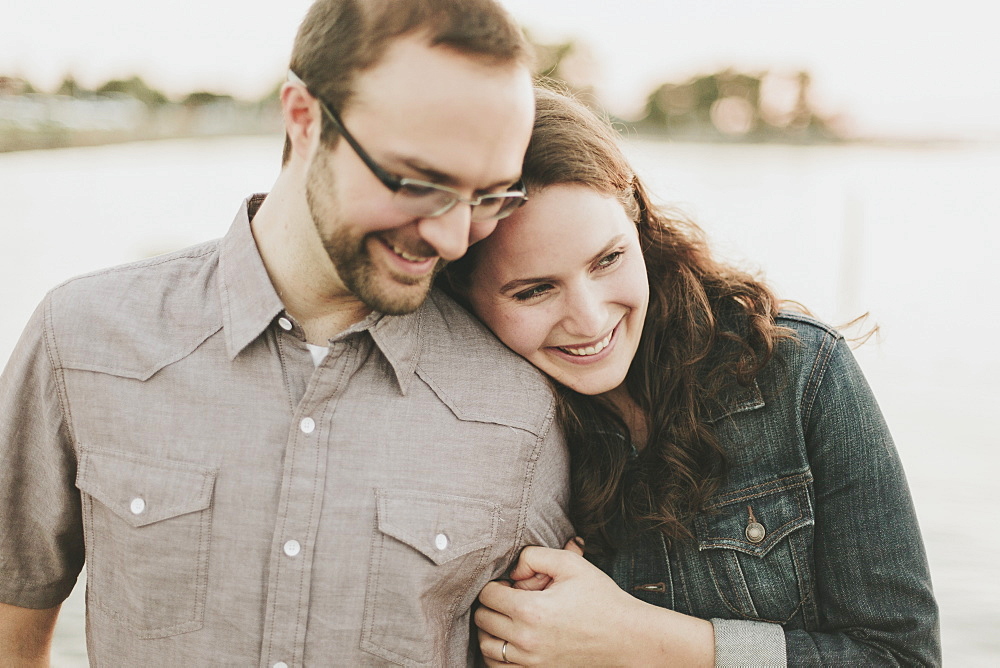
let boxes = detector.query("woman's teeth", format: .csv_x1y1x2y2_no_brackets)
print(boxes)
559,330,613,356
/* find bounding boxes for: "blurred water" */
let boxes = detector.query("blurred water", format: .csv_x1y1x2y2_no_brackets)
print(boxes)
1,135,997,665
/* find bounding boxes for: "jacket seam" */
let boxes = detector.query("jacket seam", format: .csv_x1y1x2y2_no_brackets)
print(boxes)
800,331,837,430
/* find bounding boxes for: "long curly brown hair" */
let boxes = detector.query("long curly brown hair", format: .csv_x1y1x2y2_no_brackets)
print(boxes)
440,82,793,555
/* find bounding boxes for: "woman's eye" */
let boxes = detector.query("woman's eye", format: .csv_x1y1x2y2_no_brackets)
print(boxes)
596,251,624,269
513,285,551,301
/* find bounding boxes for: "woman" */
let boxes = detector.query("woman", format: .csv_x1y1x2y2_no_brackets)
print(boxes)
439,85,939,666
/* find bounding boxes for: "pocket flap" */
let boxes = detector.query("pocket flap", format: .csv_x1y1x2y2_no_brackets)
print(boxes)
76,448,218,528
696,473,814,558
375,489,499,566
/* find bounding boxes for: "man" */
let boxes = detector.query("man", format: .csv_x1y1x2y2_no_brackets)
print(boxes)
0,0,572,664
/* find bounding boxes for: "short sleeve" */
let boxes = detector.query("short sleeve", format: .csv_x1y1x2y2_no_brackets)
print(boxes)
0,296,84,608
520,405,574,551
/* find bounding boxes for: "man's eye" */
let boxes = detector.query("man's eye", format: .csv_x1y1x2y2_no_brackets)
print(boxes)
513,285,551,301
398,182,438,198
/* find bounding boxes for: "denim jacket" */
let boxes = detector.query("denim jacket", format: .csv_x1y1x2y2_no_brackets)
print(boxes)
596,313,940,666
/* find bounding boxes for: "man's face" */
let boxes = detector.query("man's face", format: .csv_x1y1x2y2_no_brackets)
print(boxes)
305,35,535,315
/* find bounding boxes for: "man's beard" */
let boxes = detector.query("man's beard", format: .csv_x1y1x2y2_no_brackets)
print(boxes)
305,151,439,315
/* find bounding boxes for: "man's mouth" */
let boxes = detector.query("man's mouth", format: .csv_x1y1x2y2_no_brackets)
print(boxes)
390,243,433,263
557,329,614,357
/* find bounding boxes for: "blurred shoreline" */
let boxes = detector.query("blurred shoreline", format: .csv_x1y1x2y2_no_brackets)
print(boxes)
0,97,283,153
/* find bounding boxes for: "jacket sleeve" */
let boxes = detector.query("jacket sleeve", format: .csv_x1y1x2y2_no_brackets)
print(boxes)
0,296,84,608
783,334,940,665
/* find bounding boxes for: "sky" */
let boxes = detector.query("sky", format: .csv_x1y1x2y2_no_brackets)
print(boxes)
2,0,998,139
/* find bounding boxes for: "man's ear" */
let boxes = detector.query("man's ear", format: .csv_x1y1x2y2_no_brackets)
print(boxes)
281,82,322,163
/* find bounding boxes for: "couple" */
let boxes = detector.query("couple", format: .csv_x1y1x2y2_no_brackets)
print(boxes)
0,0,937,665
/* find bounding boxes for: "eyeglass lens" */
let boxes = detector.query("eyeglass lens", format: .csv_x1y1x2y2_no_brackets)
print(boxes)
393,184,523,222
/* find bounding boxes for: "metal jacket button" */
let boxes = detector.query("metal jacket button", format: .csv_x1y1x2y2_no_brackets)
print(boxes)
745,505,766,543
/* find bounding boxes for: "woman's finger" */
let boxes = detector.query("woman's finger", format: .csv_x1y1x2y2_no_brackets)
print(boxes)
478,579,519,614
511,572,552,591
474,599,514,638
478,628,523,668
563,536,585,556
509,545,577,582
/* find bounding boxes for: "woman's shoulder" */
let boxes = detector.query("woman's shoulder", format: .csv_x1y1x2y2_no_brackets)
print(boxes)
774,310,843,341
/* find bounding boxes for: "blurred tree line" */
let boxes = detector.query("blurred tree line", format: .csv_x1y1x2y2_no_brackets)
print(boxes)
0,33,842,151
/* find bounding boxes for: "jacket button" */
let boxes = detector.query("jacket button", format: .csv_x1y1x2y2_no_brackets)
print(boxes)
745,504,766,543
746,521,766,543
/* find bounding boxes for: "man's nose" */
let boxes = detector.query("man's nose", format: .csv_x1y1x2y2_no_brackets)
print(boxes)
417,203,473,261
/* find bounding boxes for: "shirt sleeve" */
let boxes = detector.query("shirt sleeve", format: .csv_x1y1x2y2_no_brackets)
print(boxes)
782,335,940,665
0,296,84,608
711,618,786,667
519,404,575,551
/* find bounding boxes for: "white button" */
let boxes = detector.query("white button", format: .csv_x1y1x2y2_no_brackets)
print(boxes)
300,417,315,434
277,317,293,331
273,663,289,668
434,533,449,551
130,497,145,515
283,540,301,557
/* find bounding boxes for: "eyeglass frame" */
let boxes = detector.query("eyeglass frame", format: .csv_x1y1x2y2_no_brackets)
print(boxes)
286,70,528,222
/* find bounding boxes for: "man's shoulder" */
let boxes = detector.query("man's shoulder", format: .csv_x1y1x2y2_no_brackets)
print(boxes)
44,239,224,379
414,290,557,435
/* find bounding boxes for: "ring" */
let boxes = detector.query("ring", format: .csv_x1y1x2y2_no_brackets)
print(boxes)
502,639,509,663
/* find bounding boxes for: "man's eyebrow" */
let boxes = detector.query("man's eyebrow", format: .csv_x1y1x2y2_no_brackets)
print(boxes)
498,235,627,294
396,157,521,193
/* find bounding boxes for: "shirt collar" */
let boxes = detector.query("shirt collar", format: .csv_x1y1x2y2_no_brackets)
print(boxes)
325,302,425,396
218,194,285,359
216,193,429,391
369,305,424,395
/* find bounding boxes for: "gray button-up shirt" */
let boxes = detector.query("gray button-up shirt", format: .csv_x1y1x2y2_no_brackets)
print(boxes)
0,194,573,666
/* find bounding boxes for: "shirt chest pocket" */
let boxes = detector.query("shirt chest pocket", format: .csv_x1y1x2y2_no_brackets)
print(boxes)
75,447,218,638
361,489,500,666
695,477,814,624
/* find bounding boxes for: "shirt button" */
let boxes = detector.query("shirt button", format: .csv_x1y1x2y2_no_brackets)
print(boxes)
300,417,315,434
277,317,293,331
273,663,289,668
434,533,449,551
283,540,301,557
129,497,145,515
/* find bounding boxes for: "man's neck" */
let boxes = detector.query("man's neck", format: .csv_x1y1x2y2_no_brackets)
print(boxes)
250,173,372,345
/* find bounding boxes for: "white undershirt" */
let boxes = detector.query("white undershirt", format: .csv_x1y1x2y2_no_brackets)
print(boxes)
305,343,328,367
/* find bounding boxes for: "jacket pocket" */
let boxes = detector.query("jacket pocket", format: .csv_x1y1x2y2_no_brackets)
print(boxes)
361,489,499,666
695,473,814,623
76,447,217,638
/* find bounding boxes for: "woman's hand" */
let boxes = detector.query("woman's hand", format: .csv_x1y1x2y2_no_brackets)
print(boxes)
476,542,714,667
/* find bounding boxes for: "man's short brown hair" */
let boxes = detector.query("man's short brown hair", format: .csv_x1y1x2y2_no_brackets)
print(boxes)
281,0,532,164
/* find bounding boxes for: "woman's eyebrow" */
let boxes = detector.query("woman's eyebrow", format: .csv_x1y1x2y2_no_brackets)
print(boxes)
497,234,628,294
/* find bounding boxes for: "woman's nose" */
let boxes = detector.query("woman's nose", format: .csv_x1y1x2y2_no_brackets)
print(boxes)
561,285,608,339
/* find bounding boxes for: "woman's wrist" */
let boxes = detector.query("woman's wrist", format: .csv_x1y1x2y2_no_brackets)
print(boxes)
623,598,715,666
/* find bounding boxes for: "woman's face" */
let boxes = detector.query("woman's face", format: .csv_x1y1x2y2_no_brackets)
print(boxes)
466,184,649,396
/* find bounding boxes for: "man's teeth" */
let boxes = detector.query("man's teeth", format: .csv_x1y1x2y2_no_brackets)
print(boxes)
559,330,613,356
392,245,428,262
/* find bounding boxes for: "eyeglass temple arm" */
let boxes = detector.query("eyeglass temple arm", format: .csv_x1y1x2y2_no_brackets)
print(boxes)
286,70,402,191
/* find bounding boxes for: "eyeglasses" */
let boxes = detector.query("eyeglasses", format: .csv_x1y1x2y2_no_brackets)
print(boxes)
288,70,528,223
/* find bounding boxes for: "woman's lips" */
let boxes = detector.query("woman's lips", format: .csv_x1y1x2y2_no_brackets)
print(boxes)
549,320,622,364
